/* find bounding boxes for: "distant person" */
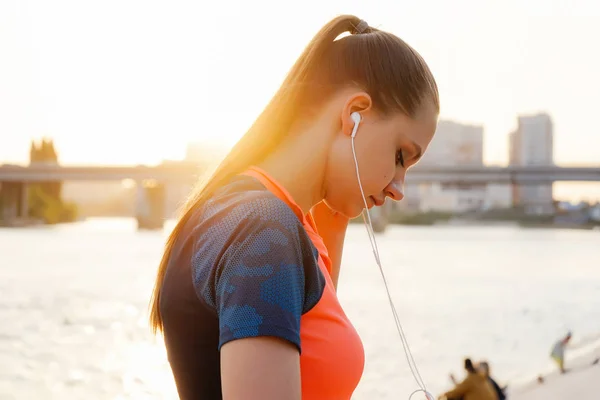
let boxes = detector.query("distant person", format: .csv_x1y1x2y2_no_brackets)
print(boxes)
147,14,439,400
439,358,498,400
550,331,572,374
478,361,506,400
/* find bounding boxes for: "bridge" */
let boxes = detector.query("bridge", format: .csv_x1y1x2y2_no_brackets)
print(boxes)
1,163,599,230
0,164,599,184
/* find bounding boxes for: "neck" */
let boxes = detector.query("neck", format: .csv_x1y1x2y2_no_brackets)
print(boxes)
257,124,330,215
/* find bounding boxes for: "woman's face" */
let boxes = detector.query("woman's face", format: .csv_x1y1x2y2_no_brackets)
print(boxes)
324,96,438,219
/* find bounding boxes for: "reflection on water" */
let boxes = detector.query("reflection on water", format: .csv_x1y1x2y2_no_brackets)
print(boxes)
1,218,599,399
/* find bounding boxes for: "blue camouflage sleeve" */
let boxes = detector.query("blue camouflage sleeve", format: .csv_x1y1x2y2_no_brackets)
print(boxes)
192,194,325,353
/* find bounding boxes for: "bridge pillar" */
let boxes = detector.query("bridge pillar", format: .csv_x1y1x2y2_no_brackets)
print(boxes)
135,180,166,230
19,182,29,219
0,182,16,222
0,181,28,225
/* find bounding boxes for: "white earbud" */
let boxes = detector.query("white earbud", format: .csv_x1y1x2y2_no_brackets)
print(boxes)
350,112,361,138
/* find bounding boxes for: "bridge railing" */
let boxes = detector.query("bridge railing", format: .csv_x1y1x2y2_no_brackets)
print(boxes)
0,164,599,184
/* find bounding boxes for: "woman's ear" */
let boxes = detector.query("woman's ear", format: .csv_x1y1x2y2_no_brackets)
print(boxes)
341,91,372,138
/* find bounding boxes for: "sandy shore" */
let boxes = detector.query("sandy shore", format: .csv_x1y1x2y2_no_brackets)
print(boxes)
508,346,600,400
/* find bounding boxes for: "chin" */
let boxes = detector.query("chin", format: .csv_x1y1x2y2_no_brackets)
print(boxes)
346,205,365,219
326,199,364,220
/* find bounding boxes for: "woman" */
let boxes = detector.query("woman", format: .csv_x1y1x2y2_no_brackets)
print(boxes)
149,14,439,400
440,359,498,400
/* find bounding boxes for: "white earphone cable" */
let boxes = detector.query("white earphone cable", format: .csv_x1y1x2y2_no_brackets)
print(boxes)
350,135,433,400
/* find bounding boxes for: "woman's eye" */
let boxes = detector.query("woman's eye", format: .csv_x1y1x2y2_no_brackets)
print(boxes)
396,150,405,167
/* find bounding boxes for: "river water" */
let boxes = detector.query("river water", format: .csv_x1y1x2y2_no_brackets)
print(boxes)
1,218,599,399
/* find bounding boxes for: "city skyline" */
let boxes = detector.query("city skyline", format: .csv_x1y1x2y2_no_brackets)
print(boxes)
4,114,600,203
2,113,597,167
1,109,599,168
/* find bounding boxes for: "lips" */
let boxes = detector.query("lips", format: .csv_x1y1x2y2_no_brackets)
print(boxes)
368,196,385,207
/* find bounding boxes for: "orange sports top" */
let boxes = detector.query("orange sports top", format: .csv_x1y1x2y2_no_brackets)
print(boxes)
242,166,365,399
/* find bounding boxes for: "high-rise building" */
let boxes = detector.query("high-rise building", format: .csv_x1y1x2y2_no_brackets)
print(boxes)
414,120,487,212
419,120,484,167
508,113,554,214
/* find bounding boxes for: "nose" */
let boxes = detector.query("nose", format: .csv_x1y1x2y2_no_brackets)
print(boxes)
385,174,405,201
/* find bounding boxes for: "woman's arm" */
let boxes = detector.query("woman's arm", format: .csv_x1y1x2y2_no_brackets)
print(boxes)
310,201,349,290
221,336,301,400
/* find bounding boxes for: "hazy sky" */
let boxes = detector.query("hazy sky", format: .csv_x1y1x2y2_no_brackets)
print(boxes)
1,1,599,174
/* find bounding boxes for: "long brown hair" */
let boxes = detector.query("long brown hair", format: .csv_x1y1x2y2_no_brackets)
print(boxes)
149,14,439,334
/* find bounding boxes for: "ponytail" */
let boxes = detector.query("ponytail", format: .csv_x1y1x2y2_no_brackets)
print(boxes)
148,15,370,334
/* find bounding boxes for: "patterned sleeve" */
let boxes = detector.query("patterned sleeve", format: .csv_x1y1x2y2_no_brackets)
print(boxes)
192,194,326,353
